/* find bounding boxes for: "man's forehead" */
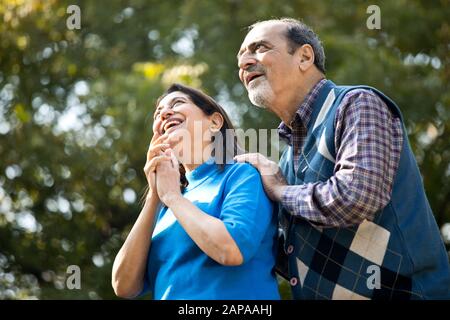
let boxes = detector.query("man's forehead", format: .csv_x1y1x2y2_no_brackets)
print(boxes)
241,21,287,48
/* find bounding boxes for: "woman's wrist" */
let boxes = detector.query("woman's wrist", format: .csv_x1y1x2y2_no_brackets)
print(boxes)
145,189,159,204
160,191,183,208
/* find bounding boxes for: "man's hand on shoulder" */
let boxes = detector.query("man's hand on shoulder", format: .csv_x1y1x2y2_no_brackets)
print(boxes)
234,153,287,202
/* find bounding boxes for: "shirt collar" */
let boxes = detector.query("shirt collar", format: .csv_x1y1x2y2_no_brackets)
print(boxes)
184,157,219,190
278,78,327,143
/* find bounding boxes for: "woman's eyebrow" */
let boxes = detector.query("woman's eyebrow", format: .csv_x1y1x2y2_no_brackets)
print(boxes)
168,96,186,106
155,97,186,111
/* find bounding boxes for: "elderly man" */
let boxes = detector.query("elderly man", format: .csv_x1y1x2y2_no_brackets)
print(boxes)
235,18,450,299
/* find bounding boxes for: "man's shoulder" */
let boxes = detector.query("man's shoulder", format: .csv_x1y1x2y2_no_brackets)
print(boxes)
334,85,393,117
335,85,383,102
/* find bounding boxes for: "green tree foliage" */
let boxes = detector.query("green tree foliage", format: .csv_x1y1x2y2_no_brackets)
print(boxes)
0,0,448,299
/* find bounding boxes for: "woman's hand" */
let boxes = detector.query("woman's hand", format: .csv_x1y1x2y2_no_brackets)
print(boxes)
155,149,182,207
143,132,173,198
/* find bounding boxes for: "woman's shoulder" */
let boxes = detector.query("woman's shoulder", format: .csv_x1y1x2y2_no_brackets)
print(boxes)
221,161,262,183
221,161,273,206
225,161,259,174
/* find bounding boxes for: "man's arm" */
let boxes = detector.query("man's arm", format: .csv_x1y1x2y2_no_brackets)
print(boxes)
236,90,403,228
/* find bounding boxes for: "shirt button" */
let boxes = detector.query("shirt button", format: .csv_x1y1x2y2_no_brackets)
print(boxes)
287,245,294,254
290,277,298,286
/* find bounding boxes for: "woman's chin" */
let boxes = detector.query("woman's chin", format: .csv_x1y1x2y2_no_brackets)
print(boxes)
164,123,186,136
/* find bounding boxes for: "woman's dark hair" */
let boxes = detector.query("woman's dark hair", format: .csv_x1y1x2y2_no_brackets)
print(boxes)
142,83,243,201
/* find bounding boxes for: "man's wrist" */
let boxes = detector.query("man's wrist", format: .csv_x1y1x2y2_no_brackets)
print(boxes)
274,185,287,202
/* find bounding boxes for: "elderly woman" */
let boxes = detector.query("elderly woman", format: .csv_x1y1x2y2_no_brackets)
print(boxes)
112,83,280,300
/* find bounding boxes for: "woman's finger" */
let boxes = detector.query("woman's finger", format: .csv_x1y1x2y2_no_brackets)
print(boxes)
151,133,175,146
144,155,171,174
150,130,162,144
147,143,171,161
150,133,165,146
169,149,178,169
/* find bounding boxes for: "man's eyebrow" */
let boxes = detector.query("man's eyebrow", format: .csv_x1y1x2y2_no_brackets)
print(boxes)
236,40,271,60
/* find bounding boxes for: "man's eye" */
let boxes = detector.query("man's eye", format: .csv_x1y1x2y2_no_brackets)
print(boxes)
255,44,265,51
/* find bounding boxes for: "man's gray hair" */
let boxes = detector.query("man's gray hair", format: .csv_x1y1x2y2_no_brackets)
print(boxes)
248,18,326,74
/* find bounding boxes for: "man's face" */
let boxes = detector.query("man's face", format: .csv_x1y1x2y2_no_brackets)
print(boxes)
237,22,298,109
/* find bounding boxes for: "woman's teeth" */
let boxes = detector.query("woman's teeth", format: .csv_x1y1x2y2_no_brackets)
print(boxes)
163,120,183,134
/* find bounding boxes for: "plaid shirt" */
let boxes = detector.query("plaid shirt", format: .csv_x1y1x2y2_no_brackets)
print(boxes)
278,79,403,227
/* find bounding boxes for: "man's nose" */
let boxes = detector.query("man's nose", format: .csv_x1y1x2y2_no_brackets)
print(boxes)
238,52,257,71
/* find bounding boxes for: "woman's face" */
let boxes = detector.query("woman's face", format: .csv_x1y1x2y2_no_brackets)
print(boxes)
152,91,218,166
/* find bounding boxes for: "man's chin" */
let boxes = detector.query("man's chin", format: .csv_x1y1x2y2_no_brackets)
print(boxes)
252,102,267,109
248,92,268,109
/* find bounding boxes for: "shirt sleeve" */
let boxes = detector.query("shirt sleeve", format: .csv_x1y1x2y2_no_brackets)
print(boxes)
281,89,403,227
220,163,274,263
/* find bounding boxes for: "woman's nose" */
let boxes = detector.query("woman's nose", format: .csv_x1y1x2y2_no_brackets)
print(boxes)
159,106,174,120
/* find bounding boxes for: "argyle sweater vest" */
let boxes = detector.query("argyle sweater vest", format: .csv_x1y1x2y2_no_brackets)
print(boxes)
278,80,450,299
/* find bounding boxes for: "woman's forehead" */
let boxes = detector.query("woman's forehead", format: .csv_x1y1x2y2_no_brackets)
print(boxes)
157,91,190,107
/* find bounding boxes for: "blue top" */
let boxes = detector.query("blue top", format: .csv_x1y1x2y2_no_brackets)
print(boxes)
141,159,280,300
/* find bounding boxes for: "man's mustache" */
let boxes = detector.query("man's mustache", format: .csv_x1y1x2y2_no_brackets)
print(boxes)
245,64,266,74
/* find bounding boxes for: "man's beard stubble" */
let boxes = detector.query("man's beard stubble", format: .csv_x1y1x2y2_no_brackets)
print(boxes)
245,64,274,109
248,78,275,109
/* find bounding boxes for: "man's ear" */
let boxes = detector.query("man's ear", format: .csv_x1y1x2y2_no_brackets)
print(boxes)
297,44,315,72
209,112,224,132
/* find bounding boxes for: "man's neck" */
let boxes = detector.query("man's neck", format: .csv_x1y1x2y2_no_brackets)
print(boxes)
275,73,325,128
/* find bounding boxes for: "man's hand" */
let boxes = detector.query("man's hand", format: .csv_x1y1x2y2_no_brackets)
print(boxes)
234,153,287,202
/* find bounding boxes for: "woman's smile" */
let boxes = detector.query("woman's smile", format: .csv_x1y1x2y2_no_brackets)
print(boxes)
161,117,185,135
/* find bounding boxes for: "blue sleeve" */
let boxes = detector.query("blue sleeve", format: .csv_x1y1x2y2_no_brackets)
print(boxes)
220,163,274,263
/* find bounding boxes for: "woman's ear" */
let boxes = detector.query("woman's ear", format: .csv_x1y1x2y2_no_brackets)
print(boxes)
209,112,224,133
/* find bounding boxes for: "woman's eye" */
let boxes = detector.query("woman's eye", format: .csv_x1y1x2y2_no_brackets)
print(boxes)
153,100,183,119
172,100,183,107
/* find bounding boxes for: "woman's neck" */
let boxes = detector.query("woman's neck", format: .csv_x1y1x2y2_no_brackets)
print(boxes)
183,162,202,173
181,147,213,173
